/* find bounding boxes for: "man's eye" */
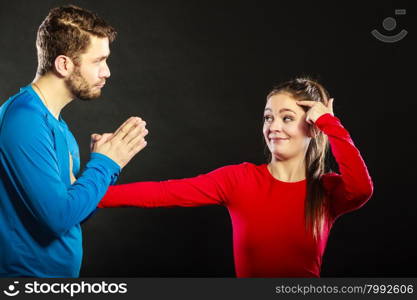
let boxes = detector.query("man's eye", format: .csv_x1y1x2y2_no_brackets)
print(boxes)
95,58,106,63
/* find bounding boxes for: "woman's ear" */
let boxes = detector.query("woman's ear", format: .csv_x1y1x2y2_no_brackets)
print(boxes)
307,124,319,138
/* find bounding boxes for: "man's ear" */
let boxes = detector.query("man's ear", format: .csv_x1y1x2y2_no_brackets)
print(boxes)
54,55,74,77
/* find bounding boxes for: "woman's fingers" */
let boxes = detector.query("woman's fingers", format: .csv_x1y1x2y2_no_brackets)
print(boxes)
296,100,316,107
328,98,334,115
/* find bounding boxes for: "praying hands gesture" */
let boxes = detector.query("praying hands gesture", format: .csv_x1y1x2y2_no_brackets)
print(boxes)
91,117,148,168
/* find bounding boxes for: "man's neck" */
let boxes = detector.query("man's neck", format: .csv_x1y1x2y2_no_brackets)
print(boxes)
31,73,74,119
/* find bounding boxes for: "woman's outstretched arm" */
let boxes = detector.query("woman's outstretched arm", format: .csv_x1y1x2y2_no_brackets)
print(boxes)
98,164,244,208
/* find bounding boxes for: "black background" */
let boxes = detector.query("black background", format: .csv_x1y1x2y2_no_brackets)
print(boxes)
0,0,415,277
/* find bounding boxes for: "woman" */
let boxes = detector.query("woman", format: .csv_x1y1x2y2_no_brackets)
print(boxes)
98,77,373,277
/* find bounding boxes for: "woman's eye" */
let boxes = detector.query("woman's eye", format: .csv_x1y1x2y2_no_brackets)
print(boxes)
264,116,273,122
283,116,294,122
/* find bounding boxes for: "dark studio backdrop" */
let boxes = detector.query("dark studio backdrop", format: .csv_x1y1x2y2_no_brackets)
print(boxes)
0,0,415,277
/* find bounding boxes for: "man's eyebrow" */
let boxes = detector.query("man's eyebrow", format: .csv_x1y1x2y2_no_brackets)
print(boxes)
94,53,110,61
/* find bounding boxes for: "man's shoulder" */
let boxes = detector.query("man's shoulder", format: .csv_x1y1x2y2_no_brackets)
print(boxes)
1,88,44,120
1,87,47,124
0,88,50,143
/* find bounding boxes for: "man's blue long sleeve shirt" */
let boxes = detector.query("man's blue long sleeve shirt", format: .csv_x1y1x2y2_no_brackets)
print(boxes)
0,85,120,277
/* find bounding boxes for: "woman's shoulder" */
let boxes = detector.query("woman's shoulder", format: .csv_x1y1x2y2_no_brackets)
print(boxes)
210,162,266,178
221,161,265,171
204,162,267,192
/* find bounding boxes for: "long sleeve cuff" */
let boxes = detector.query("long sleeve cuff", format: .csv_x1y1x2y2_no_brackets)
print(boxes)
89,152,121,185
314,113,350,138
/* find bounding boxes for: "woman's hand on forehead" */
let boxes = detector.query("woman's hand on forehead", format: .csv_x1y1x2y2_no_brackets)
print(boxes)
296,98,334,124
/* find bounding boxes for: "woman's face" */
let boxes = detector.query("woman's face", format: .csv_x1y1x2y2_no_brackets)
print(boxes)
263,92,311,161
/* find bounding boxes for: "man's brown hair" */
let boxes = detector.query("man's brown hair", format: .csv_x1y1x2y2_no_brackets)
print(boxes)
36,5,117,75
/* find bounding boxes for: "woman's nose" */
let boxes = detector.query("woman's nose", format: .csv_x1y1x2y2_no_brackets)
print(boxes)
269,119,282,131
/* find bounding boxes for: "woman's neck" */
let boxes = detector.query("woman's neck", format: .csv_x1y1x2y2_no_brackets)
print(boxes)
268,155,306,182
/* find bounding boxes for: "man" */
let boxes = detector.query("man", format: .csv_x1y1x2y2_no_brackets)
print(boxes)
0,5,147,277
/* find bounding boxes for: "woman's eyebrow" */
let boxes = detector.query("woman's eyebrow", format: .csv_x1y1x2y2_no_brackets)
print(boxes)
279,108,296,114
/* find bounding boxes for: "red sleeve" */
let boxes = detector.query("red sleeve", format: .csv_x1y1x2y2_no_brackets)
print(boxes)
98,164,243,208
316,113,374,218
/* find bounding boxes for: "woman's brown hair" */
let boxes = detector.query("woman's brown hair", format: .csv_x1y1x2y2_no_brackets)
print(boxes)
267,77,331,238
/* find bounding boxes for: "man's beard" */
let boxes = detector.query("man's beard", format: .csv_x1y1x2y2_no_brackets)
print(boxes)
65,68,101,101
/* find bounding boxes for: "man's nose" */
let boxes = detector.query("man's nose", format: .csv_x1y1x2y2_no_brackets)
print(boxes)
100,62,111,78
